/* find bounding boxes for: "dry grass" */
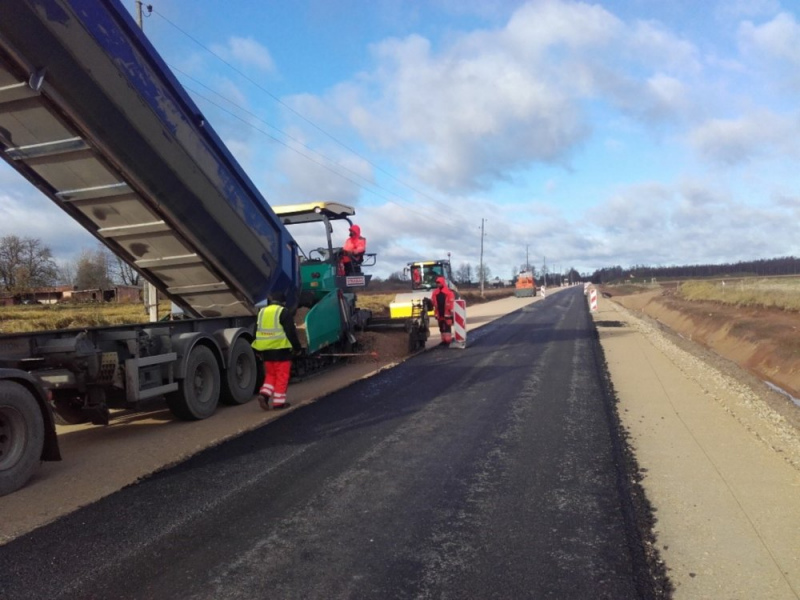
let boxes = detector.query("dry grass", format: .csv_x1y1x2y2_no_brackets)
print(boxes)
2,287,517,334
0,303,171,334
358,287,514,316
356,293,396,315
678,277,800,311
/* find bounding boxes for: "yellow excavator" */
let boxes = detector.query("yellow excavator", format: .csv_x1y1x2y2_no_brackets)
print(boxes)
389,259,459,319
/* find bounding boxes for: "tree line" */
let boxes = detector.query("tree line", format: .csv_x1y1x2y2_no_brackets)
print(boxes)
8,233,799,298
385,263,494,287
0,235,140,298
590,256,800,284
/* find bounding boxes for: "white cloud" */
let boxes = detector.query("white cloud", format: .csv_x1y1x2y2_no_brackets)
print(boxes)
628,20,701,74
739,12,800,65
583,179,799,267
210,36,275,72
0,177,98,267
272,131,374,205
718,0,781,20
689,111,800,164
305,0,706,194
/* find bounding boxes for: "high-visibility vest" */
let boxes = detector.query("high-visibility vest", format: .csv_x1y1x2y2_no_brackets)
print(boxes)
252,305,292,351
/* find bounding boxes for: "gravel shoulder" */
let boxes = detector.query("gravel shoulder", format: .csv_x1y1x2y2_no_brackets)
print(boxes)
594,292,800,599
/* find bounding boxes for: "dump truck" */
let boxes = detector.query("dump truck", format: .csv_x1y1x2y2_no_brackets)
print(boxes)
0,0,421,496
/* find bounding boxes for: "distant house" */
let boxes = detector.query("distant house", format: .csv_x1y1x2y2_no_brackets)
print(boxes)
1,285,142,305
70,285,141,303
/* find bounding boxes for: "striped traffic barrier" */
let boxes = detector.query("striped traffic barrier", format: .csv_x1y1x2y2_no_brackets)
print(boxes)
451,299,467,349
589,287,598,312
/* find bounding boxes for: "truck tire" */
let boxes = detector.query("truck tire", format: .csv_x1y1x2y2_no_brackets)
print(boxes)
220,337,257,406
0,381,45,497
166,345,220,421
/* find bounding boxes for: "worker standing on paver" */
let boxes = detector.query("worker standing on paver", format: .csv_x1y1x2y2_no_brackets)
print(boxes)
252,292,303,410
431,275,456,345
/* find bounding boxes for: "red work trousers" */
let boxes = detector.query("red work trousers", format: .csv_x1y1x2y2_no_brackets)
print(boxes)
260,360,291,407
437,317,453,344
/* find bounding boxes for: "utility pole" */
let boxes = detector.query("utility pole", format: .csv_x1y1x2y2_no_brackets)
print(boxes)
526,244,529,272
542,255,547,287
479,218,486,297
134,2,152,31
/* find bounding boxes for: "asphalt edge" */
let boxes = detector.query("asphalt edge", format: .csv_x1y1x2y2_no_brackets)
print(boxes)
589,305,674,599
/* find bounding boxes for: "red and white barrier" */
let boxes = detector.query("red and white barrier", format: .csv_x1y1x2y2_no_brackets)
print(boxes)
589,287,598,312
452,299,467,349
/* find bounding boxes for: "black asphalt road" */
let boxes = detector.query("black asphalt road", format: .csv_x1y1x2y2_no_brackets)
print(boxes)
0,287,670,599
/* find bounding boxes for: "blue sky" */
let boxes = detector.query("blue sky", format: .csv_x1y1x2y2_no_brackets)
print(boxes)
2,0,799,281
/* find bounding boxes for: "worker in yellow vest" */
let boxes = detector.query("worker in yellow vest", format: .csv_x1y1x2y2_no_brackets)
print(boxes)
252,291,302,410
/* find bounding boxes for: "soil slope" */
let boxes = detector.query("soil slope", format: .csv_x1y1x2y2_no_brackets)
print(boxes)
603,286,800,430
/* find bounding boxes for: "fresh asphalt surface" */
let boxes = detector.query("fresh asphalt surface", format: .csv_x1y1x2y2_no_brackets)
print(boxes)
0,287,668,599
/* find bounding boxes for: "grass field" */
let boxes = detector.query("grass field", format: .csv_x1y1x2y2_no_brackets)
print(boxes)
359,287,513,316
0,287,516,334
0,303,171,334
677,277,800,311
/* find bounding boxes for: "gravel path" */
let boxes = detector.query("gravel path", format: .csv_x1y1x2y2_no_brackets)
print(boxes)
595,294,800,599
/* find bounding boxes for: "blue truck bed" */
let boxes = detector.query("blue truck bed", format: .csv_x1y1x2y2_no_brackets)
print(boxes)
0,0,298,315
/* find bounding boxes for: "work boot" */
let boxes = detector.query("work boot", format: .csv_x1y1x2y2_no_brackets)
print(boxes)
256,395,270,411
273,402,291,410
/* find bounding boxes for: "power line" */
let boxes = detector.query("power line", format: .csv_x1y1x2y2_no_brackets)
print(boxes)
181,82,411,208
151,8,451,211
173,67,413,208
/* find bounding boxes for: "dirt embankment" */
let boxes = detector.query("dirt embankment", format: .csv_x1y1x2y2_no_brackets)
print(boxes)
602,286,800,416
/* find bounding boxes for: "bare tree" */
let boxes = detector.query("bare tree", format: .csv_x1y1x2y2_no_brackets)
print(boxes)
110,254,140,286
455,263,473,285
73,246,113,291
0,235,59,294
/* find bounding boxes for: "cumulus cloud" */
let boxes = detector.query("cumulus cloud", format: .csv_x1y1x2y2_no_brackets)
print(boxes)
716,0,780,20
271,131,374,205
739,12,800,65
0,175,98,266
583,180,798,267
311,0,703,194
689,111,800,164
628,20,701,74
210,36,275,72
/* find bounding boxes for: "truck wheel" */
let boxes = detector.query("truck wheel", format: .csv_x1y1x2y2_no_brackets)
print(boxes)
166,345,220,421
220,338,257,406
0,381,45,497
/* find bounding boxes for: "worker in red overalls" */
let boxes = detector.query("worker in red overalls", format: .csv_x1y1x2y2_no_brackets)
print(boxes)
340,224,366,275
251,292,302,410
431,275,455,345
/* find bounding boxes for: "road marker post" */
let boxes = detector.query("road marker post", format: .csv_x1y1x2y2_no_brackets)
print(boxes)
589,287,598,312
451,299,467,349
